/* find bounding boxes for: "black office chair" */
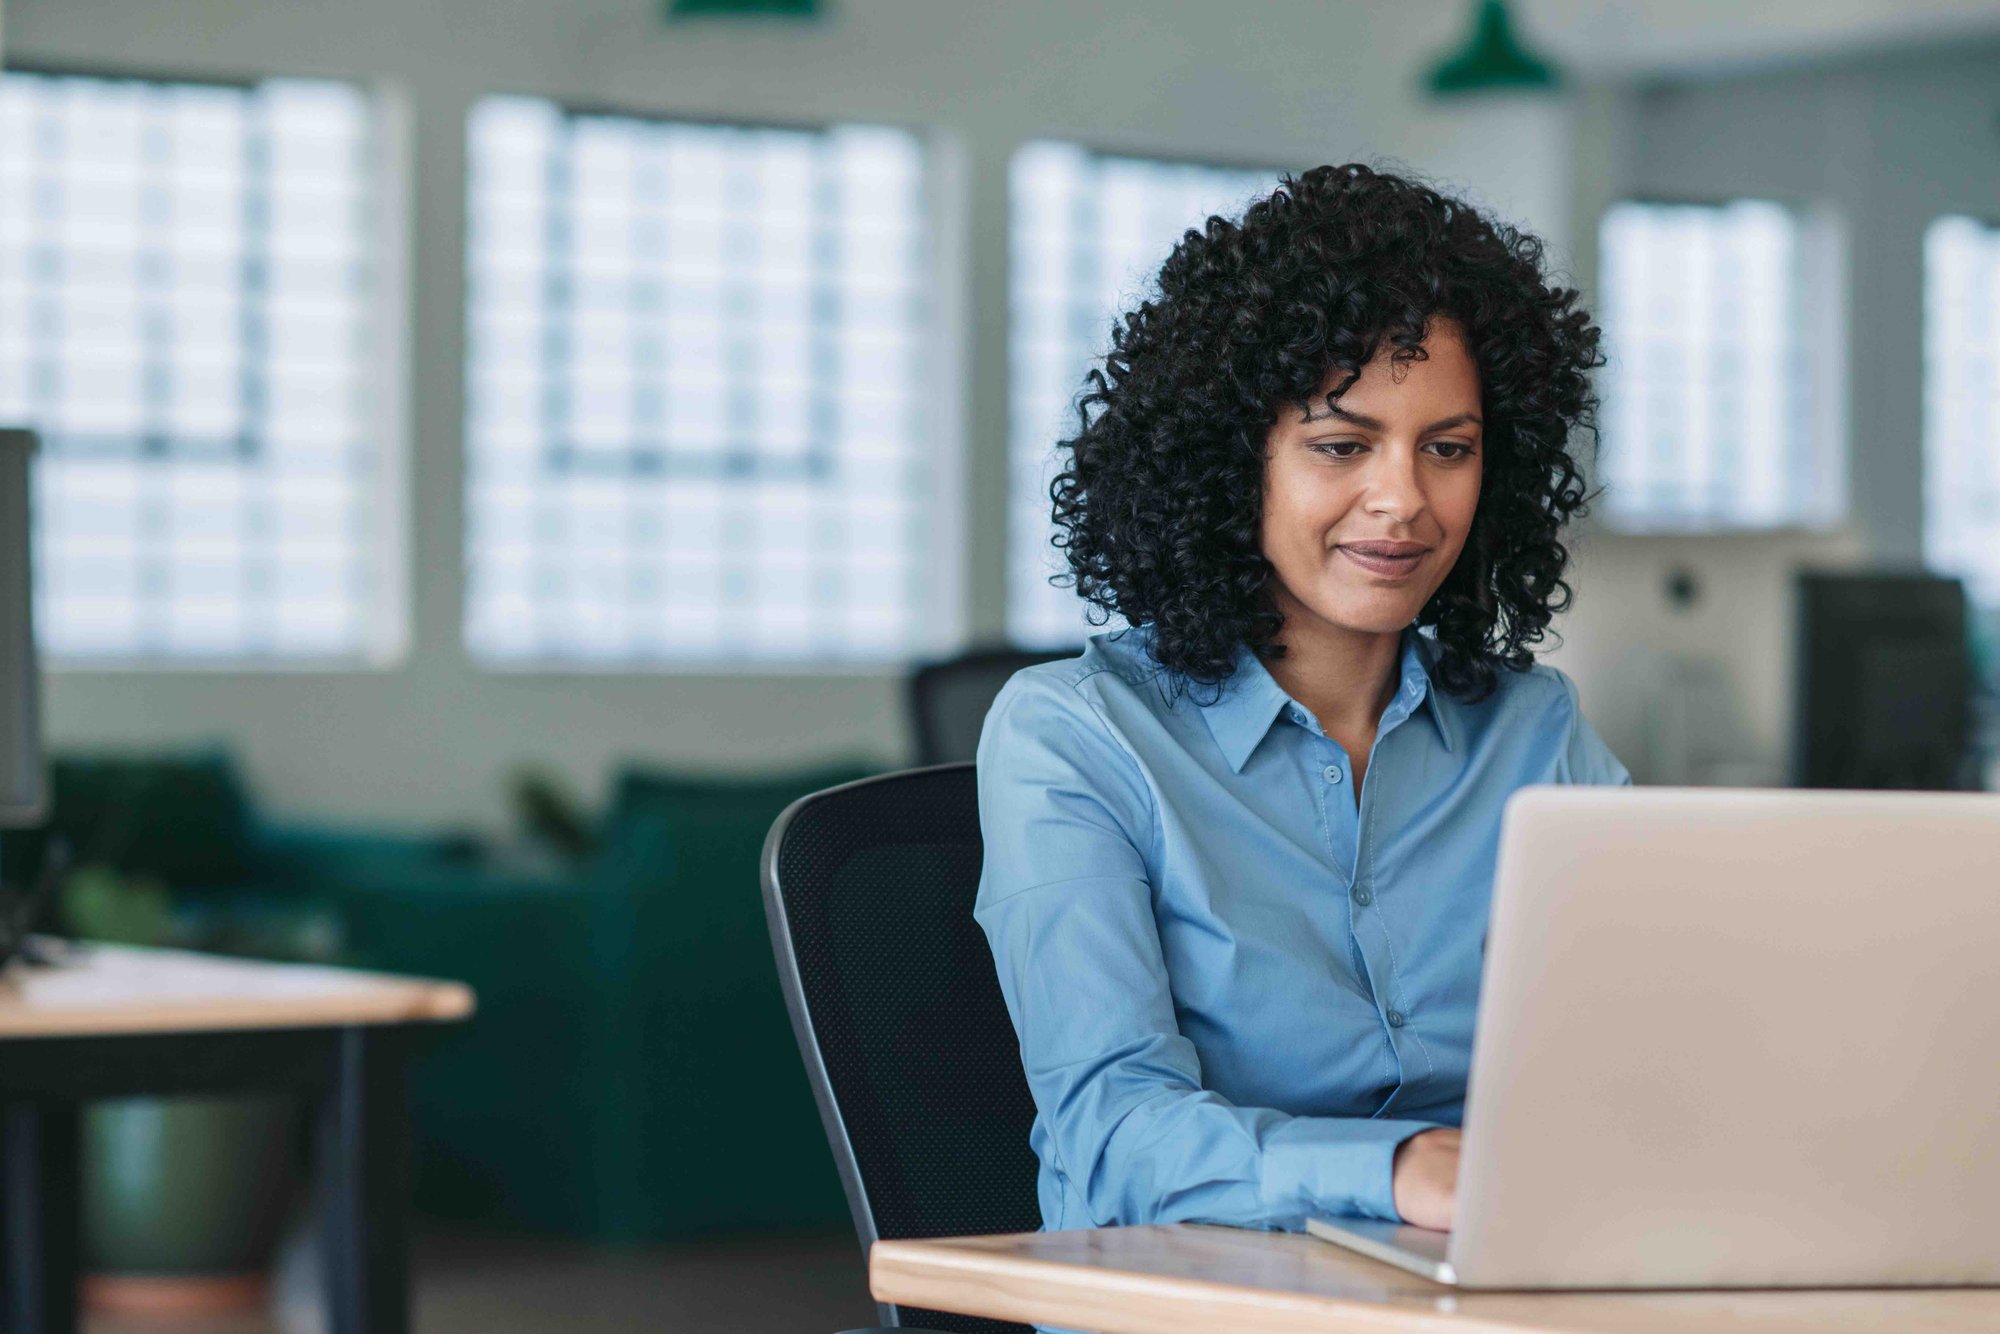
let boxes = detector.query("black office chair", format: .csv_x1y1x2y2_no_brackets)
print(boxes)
762,764,1041,1334
907,648,1073,767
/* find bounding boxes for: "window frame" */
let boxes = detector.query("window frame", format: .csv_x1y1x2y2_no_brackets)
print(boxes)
1921,211,2000,621
1590,192,1848,537
459,93,962,673
0,60,411,672
1004,136,1289,650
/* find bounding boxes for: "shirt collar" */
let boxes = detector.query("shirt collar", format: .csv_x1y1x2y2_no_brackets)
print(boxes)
1400,630,1459,756
1197,627,1456,773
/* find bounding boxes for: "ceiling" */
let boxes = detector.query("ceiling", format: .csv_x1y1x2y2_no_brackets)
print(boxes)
1514,0,2000,78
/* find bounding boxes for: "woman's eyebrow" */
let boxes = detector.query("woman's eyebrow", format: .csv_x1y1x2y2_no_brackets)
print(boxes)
1304,402,1384,428
1300,404,1484,433
1422,412,1484,432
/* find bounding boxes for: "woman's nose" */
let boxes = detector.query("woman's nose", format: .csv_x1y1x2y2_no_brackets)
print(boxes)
1364,448,1425,524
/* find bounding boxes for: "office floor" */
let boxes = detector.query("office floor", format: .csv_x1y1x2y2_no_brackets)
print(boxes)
83,1227,879,1334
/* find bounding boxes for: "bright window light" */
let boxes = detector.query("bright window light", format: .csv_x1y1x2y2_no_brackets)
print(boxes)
463,97,934,667
1923,215,2000,612
0,71,390,663
1596,199,1843,532
1007,141,1280,649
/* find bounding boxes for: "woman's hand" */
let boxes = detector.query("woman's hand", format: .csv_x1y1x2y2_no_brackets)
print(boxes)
1391,1128,1461,1231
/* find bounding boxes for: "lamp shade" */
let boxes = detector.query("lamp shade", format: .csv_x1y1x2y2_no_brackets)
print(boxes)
667,0,820,16
1426,0,1559,96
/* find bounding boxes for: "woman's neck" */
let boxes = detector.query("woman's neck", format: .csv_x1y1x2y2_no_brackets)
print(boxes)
1261,608,1405,744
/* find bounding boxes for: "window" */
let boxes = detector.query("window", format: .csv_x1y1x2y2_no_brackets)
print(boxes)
1924,215,2000,611
1596,199,1842,531
1008,141,1280,648
464,98,936,666
0,70,391,663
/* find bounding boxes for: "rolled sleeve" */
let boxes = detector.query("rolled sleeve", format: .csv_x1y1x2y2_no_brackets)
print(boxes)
976,670,1442,1230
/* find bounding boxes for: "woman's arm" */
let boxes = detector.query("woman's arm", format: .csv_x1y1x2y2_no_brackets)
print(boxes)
975,671,1441,1231
1552,668,1632,787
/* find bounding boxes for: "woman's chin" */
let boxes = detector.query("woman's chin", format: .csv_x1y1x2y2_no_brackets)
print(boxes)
1300,595,1428,637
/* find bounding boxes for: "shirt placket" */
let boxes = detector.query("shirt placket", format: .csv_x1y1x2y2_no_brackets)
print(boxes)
1308,688,1434,1107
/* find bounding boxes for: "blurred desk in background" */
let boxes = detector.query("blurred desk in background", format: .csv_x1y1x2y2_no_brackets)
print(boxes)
0,942,473,1334
871,1224,2000,1334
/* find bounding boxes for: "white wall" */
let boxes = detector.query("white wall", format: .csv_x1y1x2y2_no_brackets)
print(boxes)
1545,37,2000,778
6,0,1597,828
11,0,1994,824
1621,43,2000,562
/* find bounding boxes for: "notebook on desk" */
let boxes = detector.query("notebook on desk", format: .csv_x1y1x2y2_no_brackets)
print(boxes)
1309,786,2000,1290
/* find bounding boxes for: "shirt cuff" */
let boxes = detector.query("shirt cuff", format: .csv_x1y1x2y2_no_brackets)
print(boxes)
1259,1116,1444,1224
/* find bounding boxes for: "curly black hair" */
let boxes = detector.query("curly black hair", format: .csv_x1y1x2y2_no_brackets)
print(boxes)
1049,162,1603,701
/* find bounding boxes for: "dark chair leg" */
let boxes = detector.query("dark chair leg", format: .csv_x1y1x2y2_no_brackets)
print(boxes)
317,1027,412,1334
1,1099,81,1334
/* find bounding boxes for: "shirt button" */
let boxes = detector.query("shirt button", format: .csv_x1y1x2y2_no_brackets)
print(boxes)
1322,764,1343,785
1386,1009,1407,1028
1351,884,1372,906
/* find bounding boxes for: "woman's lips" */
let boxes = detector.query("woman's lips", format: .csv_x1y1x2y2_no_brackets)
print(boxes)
1337,544,1429,578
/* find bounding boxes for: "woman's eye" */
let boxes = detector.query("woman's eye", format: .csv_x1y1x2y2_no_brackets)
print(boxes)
1428,441,1476,460
1308,440,1367,458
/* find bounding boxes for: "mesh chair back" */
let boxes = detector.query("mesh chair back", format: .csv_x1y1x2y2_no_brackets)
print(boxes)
907,650,1072,767
763,765,1040,1334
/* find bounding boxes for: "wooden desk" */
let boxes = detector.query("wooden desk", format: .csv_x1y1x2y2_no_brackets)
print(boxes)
872,1225,2000,1333
0,941,474,1334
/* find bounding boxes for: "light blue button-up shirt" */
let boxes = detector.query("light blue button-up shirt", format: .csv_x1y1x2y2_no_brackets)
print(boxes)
974,624,1629,1236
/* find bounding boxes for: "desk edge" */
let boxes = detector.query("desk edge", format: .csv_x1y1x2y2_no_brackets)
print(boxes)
869,1234,1537,1334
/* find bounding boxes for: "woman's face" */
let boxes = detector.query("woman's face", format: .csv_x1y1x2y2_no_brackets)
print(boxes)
1260,317,1484,644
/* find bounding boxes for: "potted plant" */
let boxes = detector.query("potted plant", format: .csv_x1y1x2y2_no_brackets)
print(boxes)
60,865,317,1320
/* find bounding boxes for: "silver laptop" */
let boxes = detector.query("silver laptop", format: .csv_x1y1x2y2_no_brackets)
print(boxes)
1308,786,2000,1289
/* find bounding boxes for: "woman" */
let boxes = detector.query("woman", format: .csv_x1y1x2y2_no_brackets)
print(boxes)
975,163,1628,1242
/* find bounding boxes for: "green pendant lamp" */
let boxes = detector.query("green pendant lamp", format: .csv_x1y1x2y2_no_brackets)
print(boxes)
1426,0,1560,96
667,0,820,18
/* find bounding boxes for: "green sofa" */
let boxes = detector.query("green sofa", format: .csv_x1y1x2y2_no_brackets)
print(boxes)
4,752,877,1242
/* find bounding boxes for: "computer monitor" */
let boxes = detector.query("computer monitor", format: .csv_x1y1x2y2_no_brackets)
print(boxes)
0,429,43,827
0,429,47,965
1794,571,1972,790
